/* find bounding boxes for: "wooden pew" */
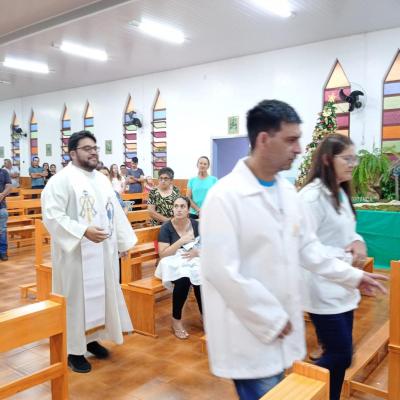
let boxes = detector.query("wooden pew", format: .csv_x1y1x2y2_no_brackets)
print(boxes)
20,188,42,199
19,219,52,300
343,260,400,399
121,192,148,212
127,209,152,227
120,226,160,283
7,198,42,219
261,361,329,400
122,277,165,338
0,294,68,399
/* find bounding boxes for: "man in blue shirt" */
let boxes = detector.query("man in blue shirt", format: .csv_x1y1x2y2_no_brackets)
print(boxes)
127,157,145,194
29,157,46,189
0,169,12,261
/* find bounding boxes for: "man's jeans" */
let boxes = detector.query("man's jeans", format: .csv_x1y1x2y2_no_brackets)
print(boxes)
233,372,284,400
0,207,8,255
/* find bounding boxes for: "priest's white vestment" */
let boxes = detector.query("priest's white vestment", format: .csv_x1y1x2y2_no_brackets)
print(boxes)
41,163,136,355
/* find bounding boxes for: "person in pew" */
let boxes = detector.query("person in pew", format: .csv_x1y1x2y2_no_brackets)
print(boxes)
127,157,145,198
3,159,20,188
42,162,51,185
0,168,12,261
200,99,388,400
187,156,218,219
41,130,137,374
147,167,180,225
110,164,126,195
155,196,202,339
49,164,57,178
29,156,46,189
299,134,366,400
99,166,128,215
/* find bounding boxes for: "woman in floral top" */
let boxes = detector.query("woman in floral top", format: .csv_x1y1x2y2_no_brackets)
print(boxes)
147,167,180,225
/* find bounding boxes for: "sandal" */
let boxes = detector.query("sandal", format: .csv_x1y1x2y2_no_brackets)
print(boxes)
172,326,189,340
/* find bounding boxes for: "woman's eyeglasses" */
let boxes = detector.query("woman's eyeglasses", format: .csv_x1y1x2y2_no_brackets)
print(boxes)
335,155,359,166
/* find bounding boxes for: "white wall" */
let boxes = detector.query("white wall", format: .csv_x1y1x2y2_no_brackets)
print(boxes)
0,27,399,178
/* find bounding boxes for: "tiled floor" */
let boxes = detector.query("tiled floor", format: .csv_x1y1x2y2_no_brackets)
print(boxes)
0,246,390,399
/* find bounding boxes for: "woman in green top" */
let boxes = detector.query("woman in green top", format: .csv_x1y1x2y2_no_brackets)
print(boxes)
148,167,180,225
187,156,218,219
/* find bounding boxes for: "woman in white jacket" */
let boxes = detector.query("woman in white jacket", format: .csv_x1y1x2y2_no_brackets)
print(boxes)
299,134,367,400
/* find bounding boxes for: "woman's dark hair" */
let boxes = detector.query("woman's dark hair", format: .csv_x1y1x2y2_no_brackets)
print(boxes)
68,130,96,152
174,196,191,209
158,167,174,179
197,156,210,166
50,164,56,168
305,134,355,214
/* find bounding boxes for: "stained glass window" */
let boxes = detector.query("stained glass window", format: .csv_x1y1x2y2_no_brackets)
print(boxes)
30,111,38,159
61,105,71,166
151,91,167,177
382,50,400,153
84,102,94,132
123,95,137,168
323,60,351,136
11,113,20,167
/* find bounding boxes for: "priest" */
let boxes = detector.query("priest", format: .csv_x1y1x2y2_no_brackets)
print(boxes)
42,130,136,373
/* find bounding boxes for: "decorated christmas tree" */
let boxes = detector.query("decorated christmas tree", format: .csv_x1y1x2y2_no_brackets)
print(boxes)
296,96,338,187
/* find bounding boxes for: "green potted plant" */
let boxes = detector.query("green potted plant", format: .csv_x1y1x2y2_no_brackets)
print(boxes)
352,149,391,199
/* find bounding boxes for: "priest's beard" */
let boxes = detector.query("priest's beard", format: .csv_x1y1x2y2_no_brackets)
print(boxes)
74,154,98,172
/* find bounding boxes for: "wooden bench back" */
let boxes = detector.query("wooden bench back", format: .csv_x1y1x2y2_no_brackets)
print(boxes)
261,361,329,400
35,219,50,266
20,188,42,199
0,294,68,399
127,209,151,226
135,226,161,244
7,198,41,210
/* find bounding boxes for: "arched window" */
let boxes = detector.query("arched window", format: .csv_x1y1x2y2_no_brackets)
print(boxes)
323,60,351,136
30,111,38,159
61,105,71,166
10,113,20,167
123,95,137,168
382,50,400,153
151,90,167,177
84,102,94,132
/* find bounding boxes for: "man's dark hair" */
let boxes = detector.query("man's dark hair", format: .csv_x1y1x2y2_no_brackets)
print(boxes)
68,130,96,152
158,167,174,179
131,157,139,164
247,100,302,150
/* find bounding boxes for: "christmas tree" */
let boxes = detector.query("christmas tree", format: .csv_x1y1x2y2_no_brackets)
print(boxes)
296,96,338,187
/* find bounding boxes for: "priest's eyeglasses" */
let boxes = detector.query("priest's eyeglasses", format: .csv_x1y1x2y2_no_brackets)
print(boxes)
334,155,359,166
76,145,100,153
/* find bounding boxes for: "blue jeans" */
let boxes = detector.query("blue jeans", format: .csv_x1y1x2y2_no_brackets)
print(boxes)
309,311,354,400
0,207,8,255
233,372,284,400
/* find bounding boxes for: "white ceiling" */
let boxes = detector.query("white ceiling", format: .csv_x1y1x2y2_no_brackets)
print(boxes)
1,0,400,101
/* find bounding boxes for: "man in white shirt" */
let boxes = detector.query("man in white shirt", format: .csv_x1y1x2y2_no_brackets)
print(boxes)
42,130,136,373
200,99,387,400
3,159,19,188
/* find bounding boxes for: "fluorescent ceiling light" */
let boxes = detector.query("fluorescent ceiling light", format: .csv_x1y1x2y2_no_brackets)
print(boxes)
131,19,185,44
251,0,293,18
3,57,49,74
59,41,108,61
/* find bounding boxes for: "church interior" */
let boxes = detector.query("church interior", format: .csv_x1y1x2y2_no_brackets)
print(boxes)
1,1,400,399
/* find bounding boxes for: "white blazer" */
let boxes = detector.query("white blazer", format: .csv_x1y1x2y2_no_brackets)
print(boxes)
299,179,363,314
200,159,363,379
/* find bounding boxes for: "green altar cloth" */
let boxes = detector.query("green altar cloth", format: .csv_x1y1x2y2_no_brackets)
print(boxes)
356,210,400,269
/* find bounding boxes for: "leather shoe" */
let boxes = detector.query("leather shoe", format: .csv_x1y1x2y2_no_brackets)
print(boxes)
68,354,91,373
0,254,8,261
87,341,109,359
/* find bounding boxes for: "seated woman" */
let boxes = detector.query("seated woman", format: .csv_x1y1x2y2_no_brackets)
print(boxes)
155,196,202,340
147,167,180,225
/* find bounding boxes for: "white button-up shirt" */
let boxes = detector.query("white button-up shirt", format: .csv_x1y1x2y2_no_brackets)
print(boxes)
200,159,363,379
299,179,363,314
